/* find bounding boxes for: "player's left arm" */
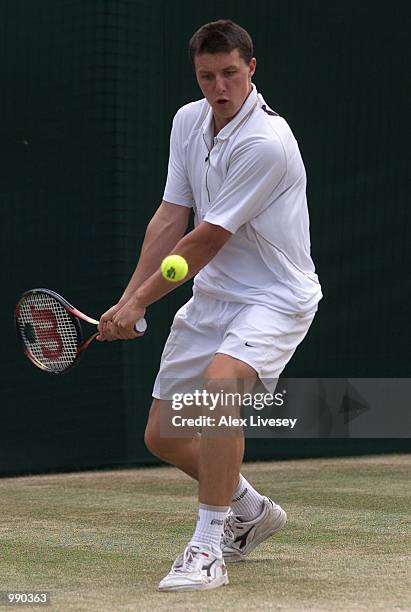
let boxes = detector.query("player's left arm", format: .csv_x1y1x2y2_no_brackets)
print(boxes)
107,221,231,339
130,219,231,303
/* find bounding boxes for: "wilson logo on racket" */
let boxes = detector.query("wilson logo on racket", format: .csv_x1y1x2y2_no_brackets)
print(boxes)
29,305,64,360
15,288,147,374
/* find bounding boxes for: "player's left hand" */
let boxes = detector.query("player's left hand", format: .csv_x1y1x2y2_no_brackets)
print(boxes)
99,300,146,341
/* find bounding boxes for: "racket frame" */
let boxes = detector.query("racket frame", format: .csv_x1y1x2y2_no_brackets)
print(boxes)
15,288,100,374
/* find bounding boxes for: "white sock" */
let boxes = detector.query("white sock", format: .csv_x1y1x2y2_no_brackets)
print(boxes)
190,503,229,554
230,474,265,521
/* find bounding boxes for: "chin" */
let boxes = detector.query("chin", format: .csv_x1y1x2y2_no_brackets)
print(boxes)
215,104,233,115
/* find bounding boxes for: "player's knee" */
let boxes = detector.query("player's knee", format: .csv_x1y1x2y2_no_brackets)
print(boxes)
144,421,175,460
204,355,257,398
144,423,163,456
145,400,165,456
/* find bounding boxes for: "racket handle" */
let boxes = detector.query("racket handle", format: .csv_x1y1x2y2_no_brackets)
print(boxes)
134,318,147,333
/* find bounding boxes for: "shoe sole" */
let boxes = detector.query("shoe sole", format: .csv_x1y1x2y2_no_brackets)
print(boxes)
223,506,287,563
158,573,229,592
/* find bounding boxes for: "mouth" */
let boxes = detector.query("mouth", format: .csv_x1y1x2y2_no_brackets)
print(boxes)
216,99,229,105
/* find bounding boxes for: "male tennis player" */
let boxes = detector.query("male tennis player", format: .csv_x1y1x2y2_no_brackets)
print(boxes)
98,20,322,591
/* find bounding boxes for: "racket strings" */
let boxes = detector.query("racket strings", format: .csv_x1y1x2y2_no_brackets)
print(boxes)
17,293,80,372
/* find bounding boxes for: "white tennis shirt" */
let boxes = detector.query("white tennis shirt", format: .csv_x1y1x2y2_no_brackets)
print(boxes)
163,83,322,314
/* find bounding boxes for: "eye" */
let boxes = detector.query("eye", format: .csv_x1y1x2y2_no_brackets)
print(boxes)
201,74,213,81
224,70,237,76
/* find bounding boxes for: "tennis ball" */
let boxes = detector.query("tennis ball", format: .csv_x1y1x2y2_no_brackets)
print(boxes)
161,254,189,282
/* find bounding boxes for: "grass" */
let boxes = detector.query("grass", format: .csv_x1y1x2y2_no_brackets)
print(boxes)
0,455,409,611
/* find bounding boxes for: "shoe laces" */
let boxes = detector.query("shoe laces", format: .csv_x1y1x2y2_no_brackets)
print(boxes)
222,514,236,545
176,545,206,573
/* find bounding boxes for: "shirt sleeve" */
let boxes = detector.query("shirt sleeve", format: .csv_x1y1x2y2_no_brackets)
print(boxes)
163,109,194,208
204,136,286,233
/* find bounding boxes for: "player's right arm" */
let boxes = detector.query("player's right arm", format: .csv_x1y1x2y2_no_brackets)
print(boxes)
99,106,193,336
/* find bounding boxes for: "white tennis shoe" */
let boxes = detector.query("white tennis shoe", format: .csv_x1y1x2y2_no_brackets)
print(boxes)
222,496,287,562
158,543,229,592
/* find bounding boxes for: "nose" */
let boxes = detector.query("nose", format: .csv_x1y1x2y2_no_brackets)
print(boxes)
215,75,226,94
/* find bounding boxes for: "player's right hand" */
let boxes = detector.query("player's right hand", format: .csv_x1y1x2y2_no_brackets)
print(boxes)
97,302,124,341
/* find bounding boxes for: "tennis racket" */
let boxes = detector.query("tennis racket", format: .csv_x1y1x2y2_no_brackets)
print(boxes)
15,288,147,374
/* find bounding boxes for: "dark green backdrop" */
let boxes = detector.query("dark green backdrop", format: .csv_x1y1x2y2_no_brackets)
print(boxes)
1,1,409,475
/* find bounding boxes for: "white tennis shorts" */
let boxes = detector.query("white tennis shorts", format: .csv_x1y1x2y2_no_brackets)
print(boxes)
152,289,316,399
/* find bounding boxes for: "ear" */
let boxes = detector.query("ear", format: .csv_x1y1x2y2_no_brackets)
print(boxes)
249,57,256,79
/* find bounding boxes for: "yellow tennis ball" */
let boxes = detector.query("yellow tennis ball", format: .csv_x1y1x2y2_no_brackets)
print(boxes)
161,254,188,282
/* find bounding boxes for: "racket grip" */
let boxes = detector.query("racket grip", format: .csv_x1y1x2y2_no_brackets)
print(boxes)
134,318,147,333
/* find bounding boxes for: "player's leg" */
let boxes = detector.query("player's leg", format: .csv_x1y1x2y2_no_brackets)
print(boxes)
145,370,266,508
184,354,254,552
144,398,200,479
158,353,255,592
145,397,267,518
191,355,281,564
196,353,256,507
145,291,223,481
145,397,269,520
218,306,316,561
145,396,278,547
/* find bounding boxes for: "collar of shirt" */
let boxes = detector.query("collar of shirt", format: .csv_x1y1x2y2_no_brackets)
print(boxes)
201,83,259,143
